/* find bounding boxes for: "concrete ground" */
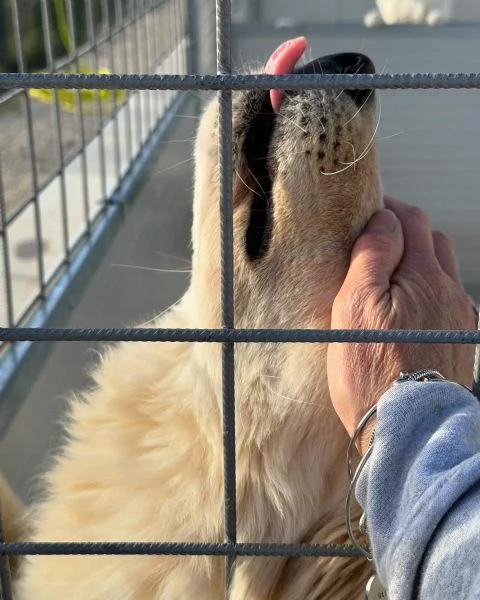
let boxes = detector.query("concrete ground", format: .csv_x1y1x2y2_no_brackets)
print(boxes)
0,95,198,499
1,23,480,501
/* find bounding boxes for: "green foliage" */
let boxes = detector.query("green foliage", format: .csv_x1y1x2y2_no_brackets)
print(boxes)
0,0,106,72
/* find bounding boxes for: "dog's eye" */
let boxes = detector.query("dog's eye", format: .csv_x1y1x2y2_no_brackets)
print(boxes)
243,94,275,262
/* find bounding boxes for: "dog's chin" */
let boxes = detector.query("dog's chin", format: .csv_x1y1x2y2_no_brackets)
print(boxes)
191,51,381,334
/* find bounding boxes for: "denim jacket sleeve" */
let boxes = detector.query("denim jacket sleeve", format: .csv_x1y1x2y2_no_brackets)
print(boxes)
356,381,480,600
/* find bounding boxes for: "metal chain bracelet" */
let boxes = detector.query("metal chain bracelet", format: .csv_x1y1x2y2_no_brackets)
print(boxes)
345,404,377,560
344,368,470,560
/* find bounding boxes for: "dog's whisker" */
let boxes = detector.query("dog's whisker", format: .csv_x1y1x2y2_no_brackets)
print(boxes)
354,99,382,162
143,300,183,326
154,252,191,265
263,381,317,406
379,131,404,141
235,169,264,199
153,157,194,175
173,114,202,120
343,89,375,126
110,263,192,274
156,138,196,144
327,98,381,175
339,141,357,169
247,167,268,198
276,112,309,134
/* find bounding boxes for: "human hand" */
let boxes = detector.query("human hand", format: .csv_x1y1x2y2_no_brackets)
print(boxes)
327,197,477,454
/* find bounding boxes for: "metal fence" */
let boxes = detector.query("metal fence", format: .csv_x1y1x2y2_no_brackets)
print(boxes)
0,0,480,597
0,0,196,401
0,0,189,331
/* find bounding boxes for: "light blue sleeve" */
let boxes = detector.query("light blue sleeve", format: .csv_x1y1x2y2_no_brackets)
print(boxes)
355,380,480,600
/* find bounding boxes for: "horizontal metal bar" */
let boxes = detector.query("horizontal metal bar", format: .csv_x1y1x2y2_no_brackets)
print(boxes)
0,328,479,344
2,72,480,91
0,541,362,558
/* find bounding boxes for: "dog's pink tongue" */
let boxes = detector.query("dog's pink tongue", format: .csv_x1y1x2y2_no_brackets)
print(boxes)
265,37,307,113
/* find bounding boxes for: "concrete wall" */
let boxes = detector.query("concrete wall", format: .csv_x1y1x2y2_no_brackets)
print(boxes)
235,0,480,24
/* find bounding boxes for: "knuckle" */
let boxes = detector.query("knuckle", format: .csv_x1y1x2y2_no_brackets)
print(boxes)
407,205,429,227
433,229,453,248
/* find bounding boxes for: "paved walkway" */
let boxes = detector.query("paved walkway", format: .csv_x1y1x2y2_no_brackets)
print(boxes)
0,97,197,499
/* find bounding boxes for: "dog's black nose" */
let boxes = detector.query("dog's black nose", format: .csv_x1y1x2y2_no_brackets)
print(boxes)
294,53,375,107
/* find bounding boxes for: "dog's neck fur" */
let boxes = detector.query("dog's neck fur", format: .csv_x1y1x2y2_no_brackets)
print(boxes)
172,293,370,598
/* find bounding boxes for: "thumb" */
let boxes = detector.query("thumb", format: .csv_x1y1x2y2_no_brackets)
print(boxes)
345,209,404,293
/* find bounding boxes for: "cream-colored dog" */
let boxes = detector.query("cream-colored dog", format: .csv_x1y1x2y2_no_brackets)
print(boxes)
364,0,454,26
4,39,382,599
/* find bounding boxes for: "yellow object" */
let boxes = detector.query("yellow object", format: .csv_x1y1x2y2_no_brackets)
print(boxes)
28,0,126,113
28,66,126,113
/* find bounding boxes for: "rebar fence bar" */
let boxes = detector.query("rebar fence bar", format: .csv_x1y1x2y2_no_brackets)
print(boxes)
0,0,480,598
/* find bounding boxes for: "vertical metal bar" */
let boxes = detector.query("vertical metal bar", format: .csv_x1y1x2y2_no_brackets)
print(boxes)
174,0,183,73
216,0,236,591
166,0,175,71
166,0,177,110
178,0,186,73
145,0,158,121
38,0,70,263
139,0,152,132
149,0,161,118
0,162,14,329
101,0,121,179
114,0,133,165
129,0,142,147
172,0,180,71
85,0,107,201
64,0,91,235
186,0,198,75
10,0,47,294
0,503,13,600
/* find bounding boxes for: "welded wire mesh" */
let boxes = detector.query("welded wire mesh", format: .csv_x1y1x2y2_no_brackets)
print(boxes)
0,0,188,332
0,0,480,598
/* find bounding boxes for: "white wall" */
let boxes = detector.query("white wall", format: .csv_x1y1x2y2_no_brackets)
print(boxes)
238,0,480,23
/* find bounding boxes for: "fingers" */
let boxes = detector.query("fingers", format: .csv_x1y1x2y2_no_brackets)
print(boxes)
384,197,437,271
385,195,463,283
342,209,404,294
432,230,461,283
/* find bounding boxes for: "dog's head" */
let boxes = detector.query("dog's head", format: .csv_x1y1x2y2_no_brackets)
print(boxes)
190,41,382,334
183,41,383,526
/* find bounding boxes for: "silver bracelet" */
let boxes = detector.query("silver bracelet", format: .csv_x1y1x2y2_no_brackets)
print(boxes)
345,368,459,561
345,404,378,560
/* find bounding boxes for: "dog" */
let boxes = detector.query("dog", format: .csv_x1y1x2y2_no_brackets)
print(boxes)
364,0,454,27
5,39,382,599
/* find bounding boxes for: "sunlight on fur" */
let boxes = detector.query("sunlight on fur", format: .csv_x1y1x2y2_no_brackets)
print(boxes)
2,43,383,599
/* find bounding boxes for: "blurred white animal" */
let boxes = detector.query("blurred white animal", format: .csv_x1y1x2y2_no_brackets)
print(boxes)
364,0,454,27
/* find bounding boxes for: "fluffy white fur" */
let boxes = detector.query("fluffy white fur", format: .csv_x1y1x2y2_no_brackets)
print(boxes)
364,0,454,27
3,61,383,599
